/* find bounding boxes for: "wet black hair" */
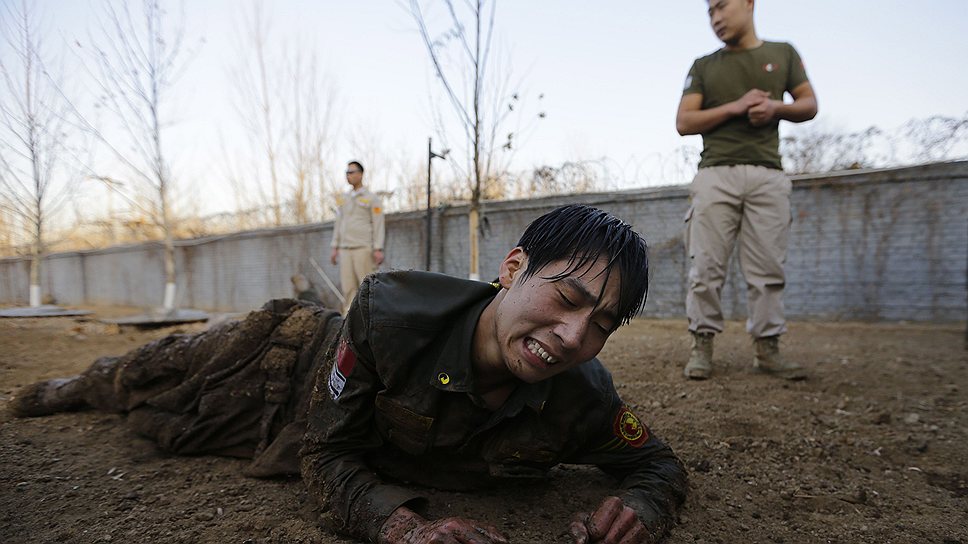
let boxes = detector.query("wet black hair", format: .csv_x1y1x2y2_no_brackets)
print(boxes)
347,161,364,173
515,204,649,327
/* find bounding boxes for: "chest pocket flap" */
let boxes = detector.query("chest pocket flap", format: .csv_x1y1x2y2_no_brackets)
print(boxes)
486,441,557,479
375,395,434,455
482,423,559,472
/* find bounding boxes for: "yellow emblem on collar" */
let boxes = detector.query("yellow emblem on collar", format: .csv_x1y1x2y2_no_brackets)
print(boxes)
438,373,450,385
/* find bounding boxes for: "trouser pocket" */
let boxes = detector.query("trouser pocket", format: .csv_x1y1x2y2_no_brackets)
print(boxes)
683,205,694,256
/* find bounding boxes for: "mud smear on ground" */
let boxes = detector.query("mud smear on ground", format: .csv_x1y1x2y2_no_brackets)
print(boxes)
1,313,966,543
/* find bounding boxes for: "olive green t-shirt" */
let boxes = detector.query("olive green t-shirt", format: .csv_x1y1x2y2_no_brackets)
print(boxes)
683,41,808,170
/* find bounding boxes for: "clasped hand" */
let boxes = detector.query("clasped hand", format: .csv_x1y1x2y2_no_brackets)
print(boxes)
732,88,777,127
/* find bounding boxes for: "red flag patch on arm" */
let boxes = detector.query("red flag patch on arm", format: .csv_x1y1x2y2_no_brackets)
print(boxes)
328,338,356,400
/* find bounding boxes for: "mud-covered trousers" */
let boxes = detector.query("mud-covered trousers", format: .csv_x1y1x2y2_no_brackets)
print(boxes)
684,165,791,338
62,299,343,477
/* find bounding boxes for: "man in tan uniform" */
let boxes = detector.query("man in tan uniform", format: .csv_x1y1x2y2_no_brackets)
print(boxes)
676,0,818,380
330,161,385,314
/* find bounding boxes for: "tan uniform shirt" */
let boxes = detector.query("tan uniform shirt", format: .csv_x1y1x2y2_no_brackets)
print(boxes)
331,188,385,250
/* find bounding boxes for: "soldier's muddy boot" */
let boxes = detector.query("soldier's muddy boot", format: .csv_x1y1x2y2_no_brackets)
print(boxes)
684,331,714,380
753,335,806,380
9,376,90,417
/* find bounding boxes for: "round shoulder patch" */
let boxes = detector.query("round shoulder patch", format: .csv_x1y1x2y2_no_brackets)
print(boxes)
613,406,649,448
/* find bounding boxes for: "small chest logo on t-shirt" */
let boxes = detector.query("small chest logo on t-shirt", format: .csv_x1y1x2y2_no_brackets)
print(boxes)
763,63,778,73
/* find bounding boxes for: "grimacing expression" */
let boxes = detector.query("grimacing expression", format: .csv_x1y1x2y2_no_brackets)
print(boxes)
707,0,754,45
494,252,621,384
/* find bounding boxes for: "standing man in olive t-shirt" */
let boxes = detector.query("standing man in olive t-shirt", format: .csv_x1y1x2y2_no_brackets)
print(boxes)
676,0,818,380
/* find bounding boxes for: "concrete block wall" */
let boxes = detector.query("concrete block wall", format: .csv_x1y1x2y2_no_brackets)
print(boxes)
1,161,966,322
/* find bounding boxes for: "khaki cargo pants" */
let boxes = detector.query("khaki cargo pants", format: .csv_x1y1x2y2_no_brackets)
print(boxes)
339,247,375,314
684,165,791,339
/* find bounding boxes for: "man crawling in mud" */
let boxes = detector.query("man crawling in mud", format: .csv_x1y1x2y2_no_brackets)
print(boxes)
11,204,687,544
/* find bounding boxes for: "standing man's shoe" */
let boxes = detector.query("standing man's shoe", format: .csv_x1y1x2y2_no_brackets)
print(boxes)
753,336,806,380
684,331,714,380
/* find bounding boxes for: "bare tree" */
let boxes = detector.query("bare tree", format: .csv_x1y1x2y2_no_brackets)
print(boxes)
0,0,78,306
74,0,194,310
407,0,535,280
0,199,14,255
285,45,339,224
522,160,609,198
902,113,968,164
229,0,283,226
228,0,340,228
781,124,893,174
382,147,438,213
780,113,968,175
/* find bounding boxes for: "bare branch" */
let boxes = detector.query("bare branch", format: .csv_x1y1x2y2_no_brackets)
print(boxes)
64,0,197,306
409,0,474,133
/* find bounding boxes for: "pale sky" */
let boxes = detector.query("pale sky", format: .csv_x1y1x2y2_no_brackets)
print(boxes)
11,0,968,219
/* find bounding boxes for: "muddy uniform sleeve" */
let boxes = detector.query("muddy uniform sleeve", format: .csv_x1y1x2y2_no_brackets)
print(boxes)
568,392,687,541
300,280,425,543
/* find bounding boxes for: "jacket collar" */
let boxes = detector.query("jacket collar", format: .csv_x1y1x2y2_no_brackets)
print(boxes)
430,290,550,414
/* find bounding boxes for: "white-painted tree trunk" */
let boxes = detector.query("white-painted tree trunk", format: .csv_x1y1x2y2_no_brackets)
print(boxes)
163,282,176,310
29,284,41,307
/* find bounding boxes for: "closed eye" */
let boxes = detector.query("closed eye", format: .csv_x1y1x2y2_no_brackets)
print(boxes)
558,290,577,308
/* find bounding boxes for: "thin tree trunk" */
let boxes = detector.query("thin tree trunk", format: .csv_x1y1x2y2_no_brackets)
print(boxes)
29,228,42,306
468,0,483,281
29,145,43,307
151,68,176,310
468,204,479,281
160,187,176,310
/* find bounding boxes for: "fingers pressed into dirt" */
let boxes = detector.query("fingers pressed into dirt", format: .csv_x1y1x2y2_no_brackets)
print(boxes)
587,496,624,539
568,511,591,544
422,519,507,544
601,505,640,543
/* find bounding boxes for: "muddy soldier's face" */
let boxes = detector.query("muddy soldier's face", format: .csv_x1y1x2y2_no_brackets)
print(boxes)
494,250,621,383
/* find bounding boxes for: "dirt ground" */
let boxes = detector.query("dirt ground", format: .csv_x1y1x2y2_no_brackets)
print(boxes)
1,307,966,544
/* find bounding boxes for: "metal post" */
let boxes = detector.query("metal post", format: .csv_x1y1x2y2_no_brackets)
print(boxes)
426,138,432,271
426,140,449,272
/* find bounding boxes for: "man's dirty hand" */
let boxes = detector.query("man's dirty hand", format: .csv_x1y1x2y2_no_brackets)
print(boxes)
568,496,651,544
379,506,508,544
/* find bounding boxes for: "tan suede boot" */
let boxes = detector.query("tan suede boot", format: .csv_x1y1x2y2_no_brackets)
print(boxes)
684,331,714,380
753,335,806,380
